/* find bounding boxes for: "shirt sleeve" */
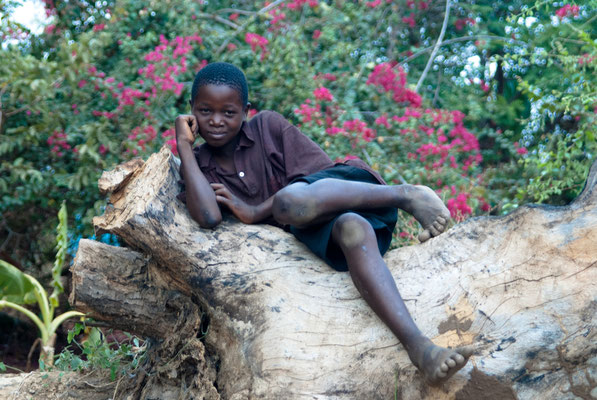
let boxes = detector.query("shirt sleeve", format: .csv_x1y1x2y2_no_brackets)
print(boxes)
258,111,334,182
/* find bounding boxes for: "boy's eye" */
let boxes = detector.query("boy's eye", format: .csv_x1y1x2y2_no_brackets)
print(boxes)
225,110,236,116
199,108,211,114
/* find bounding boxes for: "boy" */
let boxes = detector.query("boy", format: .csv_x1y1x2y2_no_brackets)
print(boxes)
176,62,471,386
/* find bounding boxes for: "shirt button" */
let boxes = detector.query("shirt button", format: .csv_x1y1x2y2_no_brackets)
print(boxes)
238,171,245,178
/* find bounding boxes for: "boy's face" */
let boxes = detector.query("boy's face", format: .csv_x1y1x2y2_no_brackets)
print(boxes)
191,84,248,149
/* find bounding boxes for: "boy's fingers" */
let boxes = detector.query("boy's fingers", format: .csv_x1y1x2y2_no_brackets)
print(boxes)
212,186,232,199
215,195,229,205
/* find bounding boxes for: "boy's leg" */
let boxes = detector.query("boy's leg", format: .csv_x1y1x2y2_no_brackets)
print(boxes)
331,212,471,385
273,179,449,242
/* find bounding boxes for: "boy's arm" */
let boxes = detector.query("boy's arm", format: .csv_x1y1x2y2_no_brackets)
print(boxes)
211,183,274,224
176,115,222,228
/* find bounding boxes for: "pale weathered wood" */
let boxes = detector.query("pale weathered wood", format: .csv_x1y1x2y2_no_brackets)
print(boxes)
70,240,202,340
66,145,596,400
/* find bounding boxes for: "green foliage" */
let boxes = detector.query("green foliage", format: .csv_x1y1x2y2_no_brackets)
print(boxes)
0,259,36,305
50,203,68,307
56,323,147,381
0,0,595,267
0,203,84,366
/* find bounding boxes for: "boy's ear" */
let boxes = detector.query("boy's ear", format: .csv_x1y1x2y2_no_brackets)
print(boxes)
244,102,251,116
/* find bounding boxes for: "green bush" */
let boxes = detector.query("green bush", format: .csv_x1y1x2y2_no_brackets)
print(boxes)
1,0,595,267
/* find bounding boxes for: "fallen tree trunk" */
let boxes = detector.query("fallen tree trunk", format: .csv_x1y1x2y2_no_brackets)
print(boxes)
61,146,597,399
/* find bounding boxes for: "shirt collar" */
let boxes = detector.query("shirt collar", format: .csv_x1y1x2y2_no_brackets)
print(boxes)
196,120,254,169
238,119,255,147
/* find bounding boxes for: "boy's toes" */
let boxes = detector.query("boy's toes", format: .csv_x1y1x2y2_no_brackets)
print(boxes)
418,229,431,242
419,217,450,242
429,225,441,237
432,220,444,232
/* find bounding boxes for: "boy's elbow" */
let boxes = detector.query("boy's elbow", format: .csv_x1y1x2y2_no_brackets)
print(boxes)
200,216,222,229
191,210,222,229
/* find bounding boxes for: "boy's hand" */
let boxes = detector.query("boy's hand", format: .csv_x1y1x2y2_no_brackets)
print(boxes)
211,183,257,224
175,115,198,146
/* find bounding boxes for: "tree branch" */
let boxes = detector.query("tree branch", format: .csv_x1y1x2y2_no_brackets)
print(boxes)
216,8,256,16
415,0,451,93
399,35,529,67
215,0,287,56
196,13,239,30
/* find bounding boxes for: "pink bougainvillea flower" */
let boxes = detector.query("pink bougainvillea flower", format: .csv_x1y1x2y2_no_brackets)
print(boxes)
312,29,321,39
402,14,416,28
286,0,319,10
447,192,473,219
245,33,269,59
578,53,595,65
93,23,106,32
313,87,334,101
367,63,422,107
47,130,71,156
454,18,476,31
269,7,286,28
555,4,579,19
343,119,376,142
375,114,391,128
294,100,321,123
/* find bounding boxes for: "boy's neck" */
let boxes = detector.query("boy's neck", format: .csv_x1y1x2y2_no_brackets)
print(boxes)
210,134,241,171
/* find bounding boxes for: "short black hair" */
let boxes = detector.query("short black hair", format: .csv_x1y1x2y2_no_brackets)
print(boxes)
190,62,249,106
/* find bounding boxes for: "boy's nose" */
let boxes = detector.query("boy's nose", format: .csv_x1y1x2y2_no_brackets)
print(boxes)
210,114,224,126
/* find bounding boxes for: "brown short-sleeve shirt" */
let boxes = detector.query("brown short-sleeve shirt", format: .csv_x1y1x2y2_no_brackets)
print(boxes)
179,110,385,206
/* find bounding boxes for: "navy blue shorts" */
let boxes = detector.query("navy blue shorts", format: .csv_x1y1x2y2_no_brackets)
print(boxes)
288,164,398,271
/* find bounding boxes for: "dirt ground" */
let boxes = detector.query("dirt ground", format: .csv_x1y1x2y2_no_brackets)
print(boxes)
0,370,118,400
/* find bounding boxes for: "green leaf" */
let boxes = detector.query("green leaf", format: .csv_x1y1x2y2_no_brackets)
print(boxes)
87,327,103,347
67,329,76,344
0,260,37,305
50,202,68,307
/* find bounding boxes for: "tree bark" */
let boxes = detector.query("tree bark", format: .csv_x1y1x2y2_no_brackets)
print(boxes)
61,146,597,399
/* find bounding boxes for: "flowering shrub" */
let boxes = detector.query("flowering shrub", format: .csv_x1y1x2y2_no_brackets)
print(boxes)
293,63,488,241
1,0,594,267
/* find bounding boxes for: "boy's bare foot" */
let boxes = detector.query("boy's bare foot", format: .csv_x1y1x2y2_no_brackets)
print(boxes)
397,185,451,242
407,338,473,386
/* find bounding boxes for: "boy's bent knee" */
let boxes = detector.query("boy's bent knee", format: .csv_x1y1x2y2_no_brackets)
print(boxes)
272,183,315,226
332,213,374,249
